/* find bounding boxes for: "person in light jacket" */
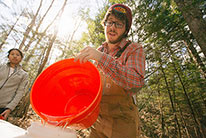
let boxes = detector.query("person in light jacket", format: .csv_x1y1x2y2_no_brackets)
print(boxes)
75,4,145,138
0,48,28,120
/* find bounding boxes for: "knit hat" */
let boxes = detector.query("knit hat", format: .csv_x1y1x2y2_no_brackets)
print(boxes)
106,4,132,35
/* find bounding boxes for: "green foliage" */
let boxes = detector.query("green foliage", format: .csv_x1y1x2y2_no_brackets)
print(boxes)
77,6,106,48
109,0,127,4
130,0,206,137
77,0,129,47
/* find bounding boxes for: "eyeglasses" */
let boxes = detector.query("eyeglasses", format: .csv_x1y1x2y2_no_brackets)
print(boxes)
104,21,124,29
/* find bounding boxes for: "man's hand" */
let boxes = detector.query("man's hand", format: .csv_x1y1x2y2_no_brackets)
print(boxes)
74,46,103,63
0,109,11,120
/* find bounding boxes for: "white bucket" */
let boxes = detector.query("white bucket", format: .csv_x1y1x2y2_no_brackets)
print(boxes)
18,121,77,138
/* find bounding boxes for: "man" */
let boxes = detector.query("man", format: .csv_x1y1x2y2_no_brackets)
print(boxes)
74,3,145,138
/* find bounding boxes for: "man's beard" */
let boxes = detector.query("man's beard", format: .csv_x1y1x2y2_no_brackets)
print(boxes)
107,31,125,44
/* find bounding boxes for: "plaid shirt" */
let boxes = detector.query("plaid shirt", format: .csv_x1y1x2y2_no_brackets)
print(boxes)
97,38,145,95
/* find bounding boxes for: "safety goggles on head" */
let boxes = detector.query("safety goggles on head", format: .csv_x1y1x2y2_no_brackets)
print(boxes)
104,20,125,29
113,6,127,14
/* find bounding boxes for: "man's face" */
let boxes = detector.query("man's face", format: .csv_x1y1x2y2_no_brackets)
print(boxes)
104,14,126,44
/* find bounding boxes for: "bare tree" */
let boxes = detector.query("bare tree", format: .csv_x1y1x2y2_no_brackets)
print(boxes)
23,0,55,52
12,0,69,120
18,0,43,50
0,9,25,49
37,0,68,74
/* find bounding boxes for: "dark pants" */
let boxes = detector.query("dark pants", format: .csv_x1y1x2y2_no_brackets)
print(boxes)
0,108,7,114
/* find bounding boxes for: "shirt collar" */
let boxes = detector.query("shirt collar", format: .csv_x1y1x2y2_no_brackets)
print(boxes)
7,62,21,69
102,38,128,50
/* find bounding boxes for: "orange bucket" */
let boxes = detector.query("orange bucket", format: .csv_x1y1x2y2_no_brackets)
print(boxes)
30,58,102,129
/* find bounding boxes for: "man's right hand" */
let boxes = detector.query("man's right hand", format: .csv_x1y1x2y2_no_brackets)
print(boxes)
74,46,103,64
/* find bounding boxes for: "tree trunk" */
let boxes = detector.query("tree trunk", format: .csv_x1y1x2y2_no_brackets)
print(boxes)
160,63,182,137
178,105,192,138
24,0,55,52
24,0,68,63
19,0,43,50
37,34,57,74
171,54,206,138
183,40,206,78
174,0,206,57
0,10,25,49
12,0,68,120
37,0,68,74
157,85,166,138
171,79,192,138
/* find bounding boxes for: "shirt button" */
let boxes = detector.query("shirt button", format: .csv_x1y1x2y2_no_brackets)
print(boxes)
106,83,111,88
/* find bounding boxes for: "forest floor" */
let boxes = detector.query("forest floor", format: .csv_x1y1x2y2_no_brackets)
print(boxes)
7,106,89,138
